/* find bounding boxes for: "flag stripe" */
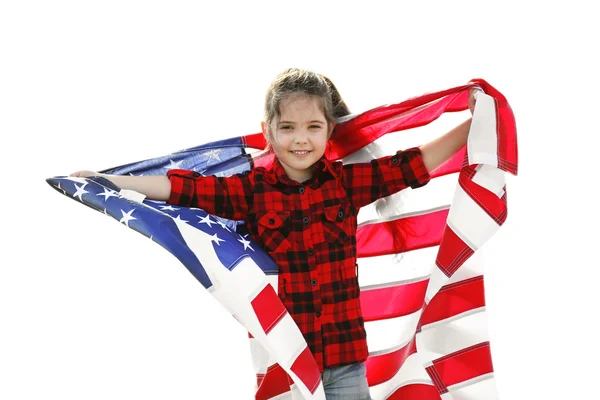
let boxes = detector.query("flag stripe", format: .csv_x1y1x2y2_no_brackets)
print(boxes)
365,337,417,386
360,279,428,322
419,275,485,326
430,341,493,387
357,209,448,257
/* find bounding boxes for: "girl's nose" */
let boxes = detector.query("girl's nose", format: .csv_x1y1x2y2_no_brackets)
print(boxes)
294,131,308,144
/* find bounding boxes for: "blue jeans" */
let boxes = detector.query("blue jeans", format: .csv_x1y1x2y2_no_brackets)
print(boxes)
322,362,372,399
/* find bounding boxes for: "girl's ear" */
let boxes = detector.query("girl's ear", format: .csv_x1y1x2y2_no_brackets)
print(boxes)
261,121,267,135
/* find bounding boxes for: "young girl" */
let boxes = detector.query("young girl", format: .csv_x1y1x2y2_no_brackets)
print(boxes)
71,68,479,399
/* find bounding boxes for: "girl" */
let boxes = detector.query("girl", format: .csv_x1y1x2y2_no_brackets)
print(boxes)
71,68,479,399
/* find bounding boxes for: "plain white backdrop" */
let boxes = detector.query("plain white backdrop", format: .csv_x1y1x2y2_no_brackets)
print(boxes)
1,1,598,399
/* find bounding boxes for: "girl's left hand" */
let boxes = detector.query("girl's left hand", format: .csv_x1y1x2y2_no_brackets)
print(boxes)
468,87,484,115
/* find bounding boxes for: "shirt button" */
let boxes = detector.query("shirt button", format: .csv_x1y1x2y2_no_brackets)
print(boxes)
391,157,399,165
307,248,314,255
192,172,201,177
299,187,305,194
337,210,344,219
315,311,321,317
269,218,275,225
303,216,310,224
311,279,317,286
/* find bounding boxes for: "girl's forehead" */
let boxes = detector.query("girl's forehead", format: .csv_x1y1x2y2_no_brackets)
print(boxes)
279,94,326,121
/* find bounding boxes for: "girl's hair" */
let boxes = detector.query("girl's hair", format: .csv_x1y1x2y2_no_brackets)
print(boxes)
263,68,350,142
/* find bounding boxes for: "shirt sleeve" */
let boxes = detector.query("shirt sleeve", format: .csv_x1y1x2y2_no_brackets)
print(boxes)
341,147,431,209
166,169,253,220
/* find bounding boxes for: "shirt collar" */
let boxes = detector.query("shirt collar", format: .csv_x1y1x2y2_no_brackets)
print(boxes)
266,156,338,186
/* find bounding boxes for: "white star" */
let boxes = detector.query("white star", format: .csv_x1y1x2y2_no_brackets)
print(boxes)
165,159,184,170
172,214,188,224
197,214,215,227
202,149,221,162
97,187,118,201
72,182,89,202
238,235,254,251
160,205,179,212
210,233,225,246
119,209,136,226
216,220,231,232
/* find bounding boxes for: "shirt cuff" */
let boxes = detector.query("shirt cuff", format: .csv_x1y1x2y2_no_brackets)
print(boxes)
166,169,201,207
393,147,431,189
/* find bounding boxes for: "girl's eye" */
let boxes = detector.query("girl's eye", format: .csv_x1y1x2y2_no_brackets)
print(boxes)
309,125,322,129
280,126,293,130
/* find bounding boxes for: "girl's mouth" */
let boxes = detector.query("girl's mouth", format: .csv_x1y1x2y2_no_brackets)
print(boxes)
292,150,311,156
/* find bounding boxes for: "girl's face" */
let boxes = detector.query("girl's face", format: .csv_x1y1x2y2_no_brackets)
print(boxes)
262,95,333,183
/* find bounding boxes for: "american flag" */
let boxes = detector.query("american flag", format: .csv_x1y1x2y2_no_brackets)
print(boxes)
46,78,517,399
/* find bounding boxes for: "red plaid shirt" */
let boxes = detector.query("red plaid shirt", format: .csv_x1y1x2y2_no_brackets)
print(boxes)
167,147,430,371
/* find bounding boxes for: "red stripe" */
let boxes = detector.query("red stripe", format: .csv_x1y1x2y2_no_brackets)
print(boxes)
365,338,417,386
357,209,448,257
360,280,428,322
255,363,291,400
243,132,267,150
431,341,493,387
420,276,485,326
387,383,440,400
328,87,468,160
459,173,508,226
435,225,474,277
290,346,322,394
250,285,287,335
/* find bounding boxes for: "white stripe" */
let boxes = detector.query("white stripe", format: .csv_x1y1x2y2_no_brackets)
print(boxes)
417,308,490,364
472,165,505,198
368,352,433,399
267,314,307,369
249,337,270,375
364,309,421,353
447,184,500,250
467,93,498,168
426,250,484,302
445,251,484,285
230,257,272,302
425,264,449,303
358,246,437,287
357,171,457,223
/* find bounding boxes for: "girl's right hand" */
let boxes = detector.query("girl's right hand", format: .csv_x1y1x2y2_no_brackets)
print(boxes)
69,170,100,178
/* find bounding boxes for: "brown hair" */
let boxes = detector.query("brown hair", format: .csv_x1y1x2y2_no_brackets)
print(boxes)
263,68,350,143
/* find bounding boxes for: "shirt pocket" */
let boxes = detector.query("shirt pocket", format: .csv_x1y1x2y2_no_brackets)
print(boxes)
257,210,293,253
322,204,352,245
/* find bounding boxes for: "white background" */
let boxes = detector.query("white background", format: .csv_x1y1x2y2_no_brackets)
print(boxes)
1,1,598,399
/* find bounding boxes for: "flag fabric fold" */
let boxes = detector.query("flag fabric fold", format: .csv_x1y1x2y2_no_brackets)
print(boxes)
47,78,517,399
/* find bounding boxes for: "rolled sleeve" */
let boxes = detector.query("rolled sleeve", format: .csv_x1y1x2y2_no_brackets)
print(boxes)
166,169,252,220
390,147,431,189
342,147,431,208
167,169,202,208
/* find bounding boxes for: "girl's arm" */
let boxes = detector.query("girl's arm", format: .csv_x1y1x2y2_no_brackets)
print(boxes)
419,87,480,173
70,169,253,221
419,118,471,173
70,171,171,201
